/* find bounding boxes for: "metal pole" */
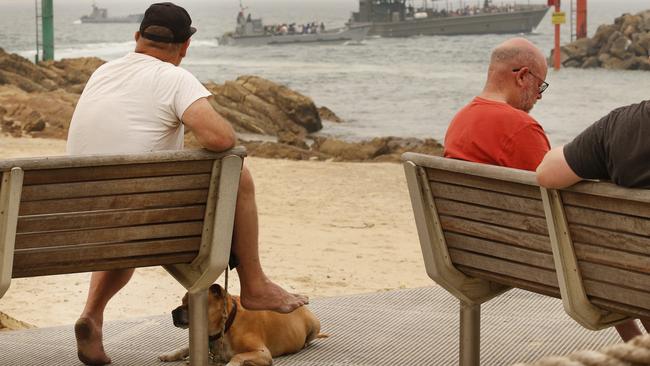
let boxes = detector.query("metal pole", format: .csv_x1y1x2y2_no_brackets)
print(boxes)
460,301,480,366
34,0,39,63
577,0,587,39
188,290,209,366
41,0,54,61
554,0,561,70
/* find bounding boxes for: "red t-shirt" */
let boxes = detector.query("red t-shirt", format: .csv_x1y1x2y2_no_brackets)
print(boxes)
444,97,550,171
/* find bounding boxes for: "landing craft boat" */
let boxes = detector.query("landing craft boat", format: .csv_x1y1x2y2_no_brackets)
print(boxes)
219,11,370,46
348,0,550,37
80,4,144,24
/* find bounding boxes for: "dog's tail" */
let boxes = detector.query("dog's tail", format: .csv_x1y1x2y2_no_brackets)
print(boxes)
316,333,330,339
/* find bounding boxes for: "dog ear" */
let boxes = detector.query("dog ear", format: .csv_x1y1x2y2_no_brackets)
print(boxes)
209,284,222,296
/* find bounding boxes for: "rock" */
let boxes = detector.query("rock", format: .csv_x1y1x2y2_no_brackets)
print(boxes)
242,141,327,160
312,136,443,162
581,56,600,68
636,32,650,53
592,24,618,47
563,59,582,68
0,87,78,138
238,75,323,133
622,56,650,70
620,14,642,36
561,38,590,60
0,48,103,93
206,76,324,137
277,130,309,150
639,57,650,71
609,35,631,59
600,31,624,55
314,137,387,161
556,10,650,70
642,12,650,31
318,106,343,122
601,55,627,70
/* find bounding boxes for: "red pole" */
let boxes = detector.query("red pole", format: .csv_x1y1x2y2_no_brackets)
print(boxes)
576,0,587,39
554,0,561,70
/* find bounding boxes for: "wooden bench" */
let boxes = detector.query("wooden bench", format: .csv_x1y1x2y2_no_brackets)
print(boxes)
402,153,650,366
0,148,246,366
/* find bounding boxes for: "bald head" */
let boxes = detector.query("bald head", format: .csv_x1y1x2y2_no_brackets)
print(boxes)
489,37,546,72
481,37,548,113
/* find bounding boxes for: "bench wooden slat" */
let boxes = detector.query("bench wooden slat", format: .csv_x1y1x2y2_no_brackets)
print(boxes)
15,221,203,249
448,248,559,288
17,206,205,233
457,265,560,298
21,174,211,201
562,191,650,219
580,262,650,293
584,279,650,312
12,252,198,278
440,215,551,253
569,225,650,256
19,189,209,216
428,169,540,199
13,237,200,268
22,160,215,185
574,242,650,274
436,199,548,235
446,232,555,270
565,205,650,238
592,298,650,320
431,182,545,217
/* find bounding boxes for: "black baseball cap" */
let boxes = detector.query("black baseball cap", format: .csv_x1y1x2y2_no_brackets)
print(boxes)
139,2,196,43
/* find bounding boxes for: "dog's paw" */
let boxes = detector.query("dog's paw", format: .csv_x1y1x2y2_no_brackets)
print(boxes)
159,347,189,362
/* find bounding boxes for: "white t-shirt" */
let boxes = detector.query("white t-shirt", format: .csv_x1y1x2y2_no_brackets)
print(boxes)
67,52,211,155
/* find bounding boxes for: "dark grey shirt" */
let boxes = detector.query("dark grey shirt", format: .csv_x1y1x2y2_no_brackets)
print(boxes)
563,100,650,188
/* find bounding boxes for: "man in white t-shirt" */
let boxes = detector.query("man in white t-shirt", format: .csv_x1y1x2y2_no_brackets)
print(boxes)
67,3,308,365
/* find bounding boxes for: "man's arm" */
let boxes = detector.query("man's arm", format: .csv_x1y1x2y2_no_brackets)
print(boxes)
536,146,582,188
182,97,237,152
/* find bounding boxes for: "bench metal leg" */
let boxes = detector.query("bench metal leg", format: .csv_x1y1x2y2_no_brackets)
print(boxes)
459,301,480,366
189,290,209,366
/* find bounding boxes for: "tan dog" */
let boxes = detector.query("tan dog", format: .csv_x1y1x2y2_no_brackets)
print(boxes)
159,284,325,366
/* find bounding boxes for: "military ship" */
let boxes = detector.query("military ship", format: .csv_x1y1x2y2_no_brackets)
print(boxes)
348,0,550,37
220,11,370,46
80,4,144,24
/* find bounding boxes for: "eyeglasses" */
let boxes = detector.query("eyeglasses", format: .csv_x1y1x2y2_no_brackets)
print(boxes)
512,68,549,95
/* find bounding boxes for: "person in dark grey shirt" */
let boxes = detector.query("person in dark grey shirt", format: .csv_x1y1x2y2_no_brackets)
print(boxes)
536,100,650,342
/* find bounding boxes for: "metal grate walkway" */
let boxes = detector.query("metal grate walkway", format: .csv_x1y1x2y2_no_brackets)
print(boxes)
0,287,620,365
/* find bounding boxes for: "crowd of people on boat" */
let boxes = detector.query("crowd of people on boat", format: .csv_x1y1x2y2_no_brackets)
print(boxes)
406,3,522,19
236,10,326,36
264,22,326,36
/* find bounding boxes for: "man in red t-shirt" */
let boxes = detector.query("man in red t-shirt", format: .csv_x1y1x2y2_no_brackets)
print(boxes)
444,37,550,171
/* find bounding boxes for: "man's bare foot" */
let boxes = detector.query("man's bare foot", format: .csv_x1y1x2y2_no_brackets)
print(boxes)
75,317,112,365
240,280,308,313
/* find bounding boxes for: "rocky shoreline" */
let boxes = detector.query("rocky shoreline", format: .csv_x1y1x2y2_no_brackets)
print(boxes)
555,10,650,70
0,48,442,162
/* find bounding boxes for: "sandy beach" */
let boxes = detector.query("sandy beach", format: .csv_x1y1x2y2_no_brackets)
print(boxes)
0,135,431,328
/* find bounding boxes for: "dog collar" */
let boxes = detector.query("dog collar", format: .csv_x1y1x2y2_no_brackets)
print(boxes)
209,296,238,342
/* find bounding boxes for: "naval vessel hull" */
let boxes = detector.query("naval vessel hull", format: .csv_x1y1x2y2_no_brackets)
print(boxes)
220,25,370,46
360,7,549,37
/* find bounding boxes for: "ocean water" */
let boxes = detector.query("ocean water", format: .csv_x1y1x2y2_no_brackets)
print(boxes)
1,0,650,145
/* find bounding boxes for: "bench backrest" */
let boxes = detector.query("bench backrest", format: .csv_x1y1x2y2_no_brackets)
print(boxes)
0,148,245,280
403,153,649,329
546,182,650,320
